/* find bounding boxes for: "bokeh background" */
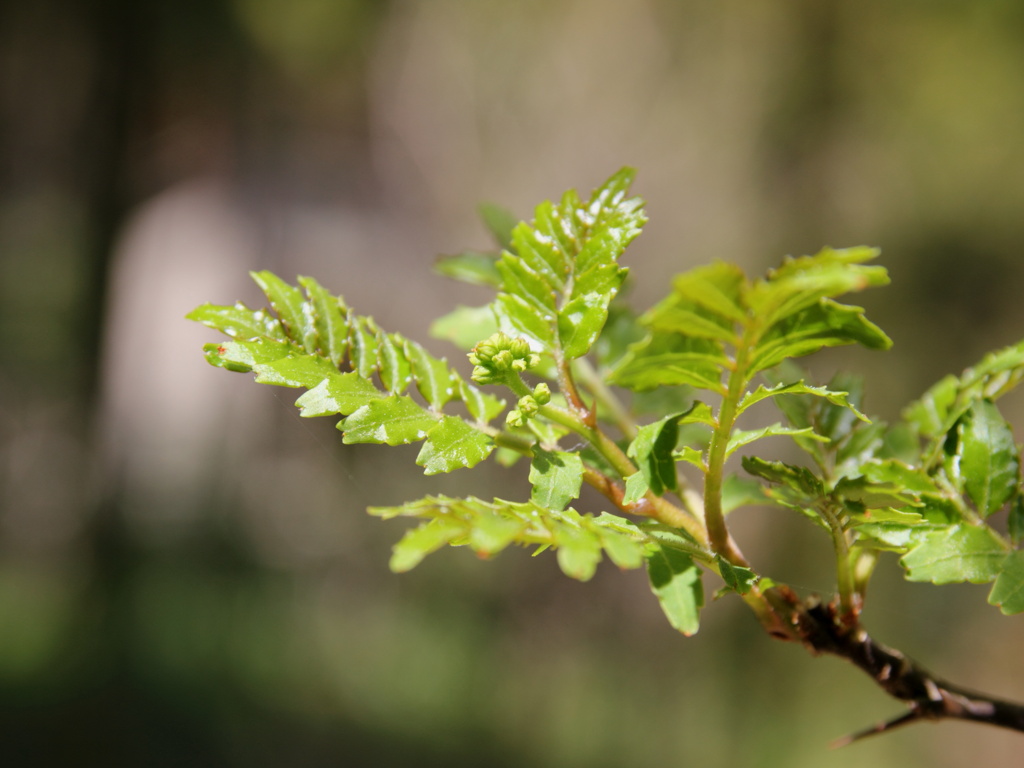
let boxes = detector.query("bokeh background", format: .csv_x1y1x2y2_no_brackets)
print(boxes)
3,1,1024,765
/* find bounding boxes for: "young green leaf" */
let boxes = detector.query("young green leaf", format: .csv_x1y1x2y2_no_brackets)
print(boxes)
622,472,649,505
716,556,757,595
485,167,645,361
416,417,494,474
900,525,1008,584
295,372,385,417
737,380,867,422
627,414,682,495
389,517,466,572
646,547,704,636
251,270,317,352
348,314,379,378
252,354,341,388
725,424,827,458
958,400,1020,517
186,302,286,342
609,332,728,392
479,202,518,249
203,339,299,371
368,496,653,580
554,523,603,581
456,377,506,424
529,448,584,512
988,550,1024,615
375,331,412,394
430,305,500,351
341,396,438,445
403,338,457,410
747,300,892,375
1009,495,1024,547
433,251,502,288
746,246,888,328
298,276,349,365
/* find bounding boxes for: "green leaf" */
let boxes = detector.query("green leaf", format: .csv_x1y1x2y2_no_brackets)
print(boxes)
627,414,682,495
903,374,959,439
609,332,727,392
1010,495,1024,547
959,400,1020,517
370,496,651,580
488,167,645,361
349,315,379,378
673,446,705,470
456,377,506,424
466,508,526,557
434,251,502,287
430,305,500,351
741,457,826,529
833,474,923,510
390,517,466,572
962,340,1024,400
592,513,648,569
559,288,623,360
479,202,518,249
717,557,757,595
341,396,438,445
493,293,555,347
737,380,867,421
748,299,892,375
622,472,649,504
554,523,603,581
252,354,340,389
298,276,349,365
402,339,456,410
988,550,1024,615
747,246,888,328
529,449,584,511
721,474,772,513
203,339,299,372
678,400,716,427
646,547,704,636
416,416,494,474
900,525,1008,584
250,270,316,352
726,423,827,458
186,302,286,342
663,262,748,327
296,372,385,417
374,331,412,394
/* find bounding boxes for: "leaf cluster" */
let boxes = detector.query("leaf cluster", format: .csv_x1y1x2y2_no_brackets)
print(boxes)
189,167,1024,644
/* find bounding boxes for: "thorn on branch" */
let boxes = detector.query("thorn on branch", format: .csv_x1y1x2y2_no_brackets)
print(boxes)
830,709,921,748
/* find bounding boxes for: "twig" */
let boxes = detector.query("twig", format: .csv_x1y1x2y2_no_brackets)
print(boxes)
780,599,1024,740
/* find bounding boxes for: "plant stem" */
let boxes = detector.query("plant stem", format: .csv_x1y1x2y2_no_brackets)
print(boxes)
819,501,858,619
582,466,707,541
489,428,538,456
553,347,591,423
573,358,637,439
703,350,750,566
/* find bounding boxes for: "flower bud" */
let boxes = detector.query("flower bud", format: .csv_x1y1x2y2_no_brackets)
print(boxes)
532,383,551,405
506,409,526,428
517,395,539,416
467,332,540,384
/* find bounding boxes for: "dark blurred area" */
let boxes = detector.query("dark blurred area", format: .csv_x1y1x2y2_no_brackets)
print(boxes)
3,1,1024,766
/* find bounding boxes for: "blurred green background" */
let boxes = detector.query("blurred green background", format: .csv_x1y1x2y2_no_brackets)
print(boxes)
3,0,1024,765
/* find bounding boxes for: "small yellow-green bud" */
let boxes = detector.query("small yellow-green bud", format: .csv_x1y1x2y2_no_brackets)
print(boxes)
493,349,514,370
467,332,539,384
517,395,539,416
506,409,526,428
471,365,495,384
532,383,551,405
